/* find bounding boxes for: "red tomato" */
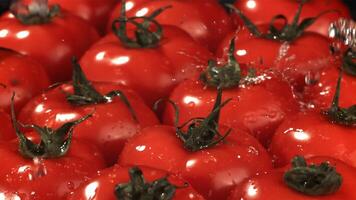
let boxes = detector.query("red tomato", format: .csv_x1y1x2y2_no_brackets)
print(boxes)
0,113,106,200
163,70,299,147
303,66,356,111
0,1,99,82
0,110,13,140
231,0,350,37
217,24,335,91
48,0,117,34
81,7,212,105
269,111,356,168
229,156,356,200
0,48,50,113
108,0,234,52
119,122,272,200
19,61,159,165
67,165,205,200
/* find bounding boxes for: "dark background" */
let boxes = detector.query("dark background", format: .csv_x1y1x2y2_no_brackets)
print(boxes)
0,0,355,20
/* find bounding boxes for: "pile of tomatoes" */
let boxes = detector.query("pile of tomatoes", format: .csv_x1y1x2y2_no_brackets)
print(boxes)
0,0,355,199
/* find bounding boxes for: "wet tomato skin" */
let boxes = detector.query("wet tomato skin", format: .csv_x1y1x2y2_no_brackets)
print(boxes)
80,26,212,106
0,110,13,141
0,48,50,113
0,11,99,82
119,125,273,200
108,0,234,52
67,165,205,200
162,75,299,147
0,134,106,200
269,111,356,168
228,157,356,200
19,82,159,165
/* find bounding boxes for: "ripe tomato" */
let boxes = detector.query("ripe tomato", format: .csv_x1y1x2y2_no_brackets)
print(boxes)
67,165,205,200
19,60,159,165
217,24,334,91
48,0,117,34
0,48,50,113
108,0,234,52
269,111,356,168
231,0,350,37
229,156,356,200
120,90,272,200
81,5,212,106
0,110,13,141
0,0,99,82
0,111,106,200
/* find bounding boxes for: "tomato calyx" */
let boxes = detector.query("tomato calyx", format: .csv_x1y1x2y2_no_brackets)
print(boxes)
200,38,241,89
226,1,333,42
65,58,138,122
10,0,60,25
284,156,342,196
115,167,178,200
112,0,171,48
175,88,232,152
342,49,356,76
10,94,92,159
324,72,356,127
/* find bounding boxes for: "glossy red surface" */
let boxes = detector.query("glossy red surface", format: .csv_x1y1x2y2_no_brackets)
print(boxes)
119,125,273,200
67,165,205,200
0,110,13,141
0,11,99,82
19,82,159,165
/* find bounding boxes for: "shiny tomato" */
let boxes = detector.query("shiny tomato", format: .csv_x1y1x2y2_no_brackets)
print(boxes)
217,24,335,91
67,165,205,200
81,5,212,106
0,1,99,82
19,61,159,165
0,110,13,140
231,0,350,37
108,0,234,52
0,112,106,200
229,156,356,200
269,111,356,168
119,124,272,200
0,48,49,113
48,0,117,34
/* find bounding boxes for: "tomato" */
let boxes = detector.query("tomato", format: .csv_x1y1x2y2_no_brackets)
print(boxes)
67,165,205,200
0,0,99,82
119,90,272,200
81,5,212,106
48,0,117,34
0,110,13,140
217,23,335,92
229,156,356,200
0,110,106,200
0,48,50,113
231,0,350,37
108,0,234,52
19,60,159,165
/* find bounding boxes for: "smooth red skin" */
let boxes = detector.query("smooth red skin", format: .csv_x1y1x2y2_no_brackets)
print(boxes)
162,76,299,147
303,66,356,111
0,110,14,141
119,125,273,200
0,48,50,113
269,112,356,168
48,0,117,35
228,157,356,200
67,165,205,200
19,82,159,165
80,25,212,106
109,0,234,52
217,26,335,91
0,135,106,200
0,11,99,82
233,0,350,37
